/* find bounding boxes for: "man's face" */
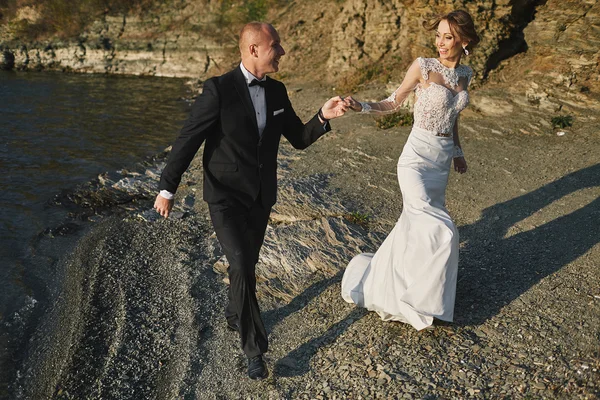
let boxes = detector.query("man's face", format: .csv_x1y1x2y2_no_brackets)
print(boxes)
255,25,286,75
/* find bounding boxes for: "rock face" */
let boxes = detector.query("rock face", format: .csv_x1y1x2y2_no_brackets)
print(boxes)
522,0,599,91
466,0,600,122
0,0,598,112
325,0,532,83
0,49,14,69
492,0,600,114
1,12,234,77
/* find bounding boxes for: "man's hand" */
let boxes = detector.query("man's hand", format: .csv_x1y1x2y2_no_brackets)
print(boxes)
453,157,468,174
154,194,174,218
321,96,350,120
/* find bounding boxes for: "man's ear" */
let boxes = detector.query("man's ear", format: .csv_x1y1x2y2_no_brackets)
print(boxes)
249,44,258,57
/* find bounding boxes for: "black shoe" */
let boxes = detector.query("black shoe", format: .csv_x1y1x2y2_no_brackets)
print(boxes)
226,319,239,332
247,355,268,380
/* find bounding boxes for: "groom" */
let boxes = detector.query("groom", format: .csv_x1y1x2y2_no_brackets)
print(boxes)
154,22,347,379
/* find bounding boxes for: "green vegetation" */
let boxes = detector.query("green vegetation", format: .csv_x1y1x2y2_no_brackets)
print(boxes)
0,0,287,41
243,0,268,21
551,114,573,129
211,0,272,43
213,0,268,29
196,0,291,55
1,0,156,39
345,211,370,228
375,112,414,129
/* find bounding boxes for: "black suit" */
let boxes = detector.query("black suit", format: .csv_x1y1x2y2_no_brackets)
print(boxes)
159,66,330,357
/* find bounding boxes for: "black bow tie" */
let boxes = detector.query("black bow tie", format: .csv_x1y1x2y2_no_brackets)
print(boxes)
249,79,266,88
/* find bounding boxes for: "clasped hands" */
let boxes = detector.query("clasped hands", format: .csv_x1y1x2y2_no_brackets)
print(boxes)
320,95,363,120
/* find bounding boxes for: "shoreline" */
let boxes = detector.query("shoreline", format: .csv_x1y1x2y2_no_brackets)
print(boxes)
3,149,175,397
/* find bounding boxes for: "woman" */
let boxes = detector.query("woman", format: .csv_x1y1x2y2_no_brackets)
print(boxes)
341,10,480,330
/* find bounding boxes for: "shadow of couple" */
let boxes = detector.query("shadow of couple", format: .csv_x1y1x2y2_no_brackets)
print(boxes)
264,163,600,377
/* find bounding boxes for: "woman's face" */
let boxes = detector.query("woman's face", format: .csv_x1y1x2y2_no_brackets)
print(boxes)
435,19,465,61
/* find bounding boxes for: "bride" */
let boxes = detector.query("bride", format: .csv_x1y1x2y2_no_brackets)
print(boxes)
341,10,480,330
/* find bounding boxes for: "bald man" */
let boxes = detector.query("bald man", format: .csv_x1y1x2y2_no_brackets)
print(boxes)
154,22,347,380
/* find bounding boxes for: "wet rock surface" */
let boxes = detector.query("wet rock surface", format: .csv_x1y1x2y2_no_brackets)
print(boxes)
13,84,600,399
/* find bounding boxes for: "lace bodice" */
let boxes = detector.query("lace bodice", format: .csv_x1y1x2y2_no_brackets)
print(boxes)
360,57,473,136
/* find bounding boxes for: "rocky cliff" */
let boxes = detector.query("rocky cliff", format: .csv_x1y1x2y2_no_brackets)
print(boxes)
484,0,600,115
1,0,598,114
0,1,236,77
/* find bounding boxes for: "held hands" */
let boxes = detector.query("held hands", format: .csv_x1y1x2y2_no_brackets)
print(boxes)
320,96,364,120
321,96,351,120
453,156,468,174
154,194,174,218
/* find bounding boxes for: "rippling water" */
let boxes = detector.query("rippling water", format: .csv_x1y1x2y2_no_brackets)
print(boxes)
0,70,189,388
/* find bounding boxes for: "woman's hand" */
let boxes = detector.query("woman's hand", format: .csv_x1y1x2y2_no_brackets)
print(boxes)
345,96,363,112
453,156,467,174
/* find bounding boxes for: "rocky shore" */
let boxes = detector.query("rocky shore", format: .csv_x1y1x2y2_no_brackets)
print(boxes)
2,0,599,397
12,82,599,399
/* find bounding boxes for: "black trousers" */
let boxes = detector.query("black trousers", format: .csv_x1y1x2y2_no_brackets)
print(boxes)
208,197,271,358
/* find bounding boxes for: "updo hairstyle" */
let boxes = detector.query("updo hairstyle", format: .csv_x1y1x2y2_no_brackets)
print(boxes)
423,10,480,54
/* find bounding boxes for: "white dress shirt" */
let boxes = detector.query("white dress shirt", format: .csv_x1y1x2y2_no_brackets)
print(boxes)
239,62,267,137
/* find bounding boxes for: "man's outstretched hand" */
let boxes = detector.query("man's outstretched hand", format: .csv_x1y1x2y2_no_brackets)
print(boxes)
154,194,174,218
321,96,350,120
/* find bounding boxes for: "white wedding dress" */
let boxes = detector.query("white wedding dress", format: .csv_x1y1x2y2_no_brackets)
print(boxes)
341,58,473,330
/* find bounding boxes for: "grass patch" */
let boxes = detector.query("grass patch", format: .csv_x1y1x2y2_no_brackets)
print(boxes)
375,112,414,129
551,115,573,129
345,211,370,227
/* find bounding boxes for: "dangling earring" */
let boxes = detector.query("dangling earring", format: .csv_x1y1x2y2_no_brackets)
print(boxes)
463,46,469,56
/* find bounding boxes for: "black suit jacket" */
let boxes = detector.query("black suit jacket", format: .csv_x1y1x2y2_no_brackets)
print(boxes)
159,66,331,209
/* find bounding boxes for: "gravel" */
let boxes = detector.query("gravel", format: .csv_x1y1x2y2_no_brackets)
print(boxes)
13,84,600,399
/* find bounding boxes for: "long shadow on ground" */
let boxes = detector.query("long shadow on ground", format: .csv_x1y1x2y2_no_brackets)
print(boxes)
274,307,368,377
262,272,369,377
262,271,345,333
455,163,600,325
271,163,600,376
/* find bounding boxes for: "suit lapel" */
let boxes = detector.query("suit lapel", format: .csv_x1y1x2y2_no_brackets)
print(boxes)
233,67,259,135
264,77,277,136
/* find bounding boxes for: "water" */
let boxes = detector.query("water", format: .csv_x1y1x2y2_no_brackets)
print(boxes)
0,70,189,380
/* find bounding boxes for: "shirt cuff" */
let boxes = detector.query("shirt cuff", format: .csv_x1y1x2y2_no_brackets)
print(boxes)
159,190,174,200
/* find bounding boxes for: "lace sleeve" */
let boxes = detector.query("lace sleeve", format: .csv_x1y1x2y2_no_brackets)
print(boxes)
360,59,422,114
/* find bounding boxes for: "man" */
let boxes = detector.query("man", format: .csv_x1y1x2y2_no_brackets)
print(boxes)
154,22,347,380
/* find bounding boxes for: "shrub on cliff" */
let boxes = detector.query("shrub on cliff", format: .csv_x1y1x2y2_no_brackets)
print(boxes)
1,0,290,41
1,0,156,40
